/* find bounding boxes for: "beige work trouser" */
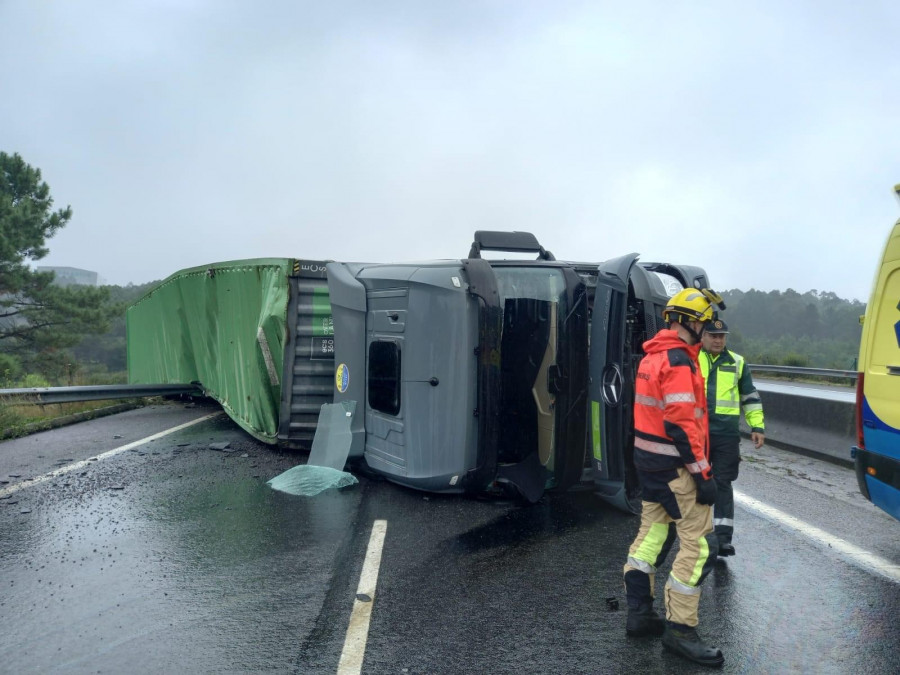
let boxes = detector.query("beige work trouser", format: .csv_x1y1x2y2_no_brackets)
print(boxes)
623,467,716,627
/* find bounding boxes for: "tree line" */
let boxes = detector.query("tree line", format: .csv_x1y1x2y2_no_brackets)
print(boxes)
718,289,864,370
1,151,867,388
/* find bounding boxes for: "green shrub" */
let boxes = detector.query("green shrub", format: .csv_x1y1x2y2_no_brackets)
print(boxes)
781,353,810,367
1,354,24,387
79,370,127,386
0,402,24,436
18,373,51,389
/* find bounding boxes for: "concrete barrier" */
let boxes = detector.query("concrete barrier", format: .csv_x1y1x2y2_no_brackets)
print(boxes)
747,382,855,468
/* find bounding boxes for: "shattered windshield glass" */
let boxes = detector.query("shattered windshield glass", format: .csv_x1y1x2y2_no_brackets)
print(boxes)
651,271,684,297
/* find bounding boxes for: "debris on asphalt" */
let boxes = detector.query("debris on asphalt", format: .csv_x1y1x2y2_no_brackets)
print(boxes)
267,464,358,496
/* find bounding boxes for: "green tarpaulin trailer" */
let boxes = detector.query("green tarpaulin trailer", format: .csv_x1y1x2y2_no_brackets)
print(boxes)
126,233,711,511
127,258,334,446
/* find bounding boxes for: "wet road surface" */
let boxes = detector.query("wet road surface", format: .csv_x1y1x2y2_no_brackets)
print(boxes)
1,402,898,674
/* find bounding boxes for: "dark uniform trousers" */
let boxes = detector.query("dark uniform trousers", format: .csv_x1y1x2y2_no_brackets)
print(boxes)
709,433,741,545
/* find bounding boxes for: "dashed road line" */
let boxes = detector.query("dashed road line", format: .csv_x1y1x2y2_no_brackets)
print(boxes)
735,489,900,583
338,519,388,675
0,412,222,499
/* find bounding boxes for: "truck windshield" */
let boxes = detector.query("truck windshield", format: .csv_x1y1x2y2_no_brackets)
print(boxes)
494,267,567,308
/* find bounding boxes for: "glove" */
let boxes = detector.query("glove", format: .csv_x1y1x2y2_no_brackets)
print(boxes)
695,475,718,505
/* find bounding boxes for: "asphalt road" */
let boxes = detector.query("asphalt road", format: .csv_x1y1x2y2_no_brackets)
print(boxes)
1,401,898,674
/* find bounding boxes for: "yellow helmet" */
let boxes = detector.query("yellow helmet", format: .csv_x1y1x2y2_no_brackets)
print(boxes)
662,288,725,325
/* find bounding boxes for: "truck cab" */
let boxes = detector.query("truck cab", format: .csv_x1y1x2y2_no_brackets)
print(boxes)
324,231,709,512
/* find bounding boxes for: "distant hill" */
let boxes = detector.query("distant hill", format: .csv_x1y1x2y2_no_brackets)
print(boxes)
718,289,864,369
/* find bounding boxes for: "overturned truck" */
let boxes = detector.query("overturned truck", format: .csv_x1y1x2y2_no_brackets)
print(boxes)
127,232,709,512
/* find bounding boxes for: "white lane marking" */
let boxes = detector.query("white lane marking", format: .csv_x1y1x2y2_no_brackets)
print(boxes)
0,412,223,499
337,519,388,675
735,489,900,584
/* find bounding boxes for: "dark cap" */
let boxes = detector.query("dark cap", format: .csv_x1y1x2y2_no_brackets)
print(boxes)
706,319,729,334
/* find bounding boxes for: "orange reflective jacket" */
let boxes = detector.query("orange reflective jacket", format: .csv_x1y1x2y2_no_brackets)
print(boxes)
633,329,711,479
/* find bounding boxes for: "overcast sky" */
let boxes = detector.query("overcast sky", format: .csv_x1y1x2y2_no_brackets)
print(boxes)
2,1,898,301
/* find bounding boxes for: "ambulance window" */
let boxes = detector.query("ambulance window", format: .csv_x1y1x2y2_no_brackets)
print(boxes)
870,268,900,367
368,341,401,415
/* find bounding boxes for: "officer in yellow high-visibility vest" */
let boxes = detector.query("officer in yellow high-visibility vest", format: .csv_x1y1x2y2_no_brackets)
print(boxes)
699,319,765,557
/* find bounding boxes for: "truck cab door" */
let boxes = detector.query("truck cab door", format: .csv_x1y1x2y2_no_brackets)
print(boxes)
589,253,642,513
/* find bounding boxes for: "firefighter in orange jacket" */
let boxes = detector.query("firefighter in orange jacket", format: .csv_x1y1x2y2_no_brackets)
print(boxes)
623,288,725,668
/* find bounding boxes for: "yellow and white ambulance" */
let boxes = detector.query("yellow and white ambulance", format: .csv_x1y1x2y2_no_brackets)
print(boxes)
853,184,900,520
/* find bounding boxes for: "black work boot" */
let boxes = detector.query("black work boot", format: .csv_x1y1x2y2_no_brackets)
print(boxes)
626,602,665,637
662,623,724,667
623,570,664,637
719,543,735,557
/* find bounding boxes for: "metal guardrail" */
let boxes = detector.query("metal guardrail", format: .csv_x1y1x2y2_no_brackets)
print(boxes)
0,367,855,407
0,383,204,405
747,364,858,380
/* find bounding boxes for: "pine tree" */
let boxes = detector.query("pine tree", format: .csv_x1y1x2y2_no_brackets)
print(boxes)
0,151,117,381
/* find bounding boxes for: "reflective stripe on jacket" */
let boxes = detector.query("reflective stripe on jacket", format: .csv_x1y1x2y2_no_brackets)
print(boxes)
699,348,765,437
633,329,712,479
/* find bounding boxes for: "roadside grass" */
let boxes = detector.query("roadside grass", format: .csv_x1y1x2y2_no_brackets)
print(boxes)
0,397,145,440
0,370,142,440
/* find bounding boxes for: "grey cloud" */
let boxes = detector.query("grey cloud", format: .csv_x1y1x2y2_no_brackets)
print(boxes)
1,1,898,301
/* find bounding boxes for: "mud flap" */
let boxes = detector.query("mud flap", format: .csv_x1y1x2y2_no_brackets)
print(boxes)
495,451,549,503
